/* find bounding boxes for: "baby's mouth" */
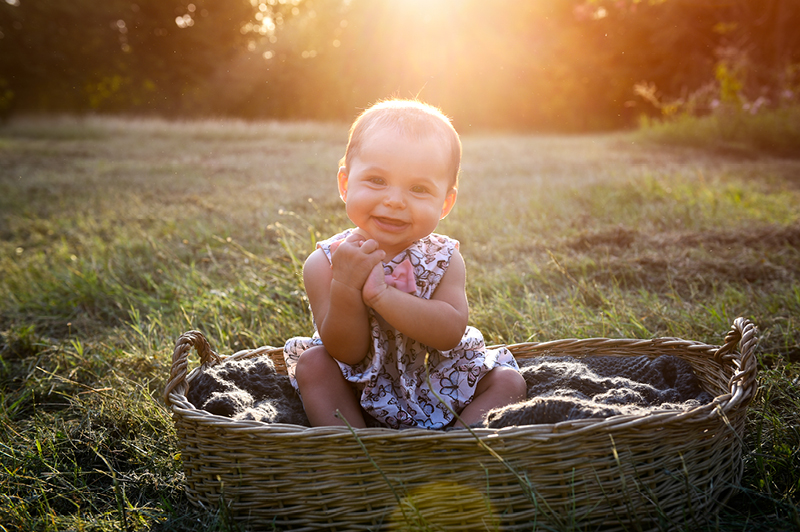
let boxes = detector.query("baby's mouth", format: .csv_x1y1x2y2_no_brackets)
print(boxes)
373,216,409,230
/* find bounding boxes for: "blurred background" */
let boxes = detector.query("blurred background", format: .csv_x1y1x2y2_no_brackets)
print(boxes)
1,0,798,132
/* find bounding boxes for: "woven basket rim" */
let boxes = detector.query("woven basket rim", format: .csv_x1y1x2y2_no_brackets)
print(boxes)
164,317,758,437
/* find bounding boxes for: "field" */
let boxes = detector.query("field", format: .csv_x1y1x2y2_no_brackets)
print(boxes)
1,116,799,531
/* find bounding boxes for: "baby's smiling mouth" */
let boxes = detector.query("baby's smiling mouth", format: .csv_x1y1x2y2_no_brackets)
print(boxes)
373,216,409,230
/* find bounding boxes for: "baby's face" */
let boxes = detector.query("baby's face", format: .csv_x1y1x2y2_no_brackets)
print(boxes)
338,126,456,258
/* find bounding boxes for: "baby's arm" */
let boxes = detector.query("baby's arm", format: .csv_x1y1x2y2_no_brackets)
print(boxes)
363,250,469,352
303,237,384,365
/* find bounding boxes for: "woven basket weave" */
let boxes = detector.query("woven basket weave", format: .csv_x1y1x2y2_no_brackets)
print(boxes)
164,317,758,531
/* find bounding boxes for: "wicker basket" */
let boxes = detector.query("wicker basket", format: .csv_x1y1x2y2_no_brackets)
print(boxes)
164,317,758,531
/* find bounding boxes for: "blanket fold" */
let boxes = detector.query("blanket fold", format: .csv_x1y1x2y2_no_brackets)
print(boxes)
186,357,310,426
482,355,713,428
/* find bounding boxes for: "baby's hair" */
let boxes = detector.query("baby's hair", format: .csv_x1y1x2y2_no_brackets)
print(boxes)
341,99,462,190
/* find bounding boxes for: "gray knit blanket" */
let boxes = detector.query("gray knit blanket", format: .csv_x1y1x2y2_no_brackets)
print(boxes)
483,355,714,428
186,354,713,429
186,357,310,426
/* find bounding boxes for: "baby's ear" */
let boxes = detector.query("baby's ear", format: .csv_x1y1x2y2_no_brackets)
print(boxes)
337,167,348,202
440,188,458,219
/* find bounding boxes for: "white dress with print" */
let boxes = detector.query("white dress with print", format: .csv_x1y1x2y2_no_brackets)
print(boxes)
283,229,519,430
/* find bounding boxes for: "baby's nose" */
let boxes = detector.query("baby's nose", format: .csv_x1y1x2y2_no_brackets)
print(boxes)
383,187,406,207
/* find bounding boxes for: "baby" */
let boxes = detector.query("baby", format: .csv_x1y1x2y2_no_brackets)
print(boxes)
284,99,526,429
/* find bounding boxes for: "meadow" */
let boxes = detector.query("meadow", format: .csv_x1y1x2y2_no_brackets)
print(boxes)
1,115,799,531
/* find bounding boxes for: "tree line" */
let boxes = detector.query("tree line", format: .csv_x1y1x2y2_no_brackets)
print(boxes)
1,0,798,131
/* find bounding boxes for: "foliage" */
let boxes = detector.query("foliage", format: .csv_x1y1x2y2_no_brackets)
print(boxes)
1,116,799,529
0,0,298,116
1,0,799,131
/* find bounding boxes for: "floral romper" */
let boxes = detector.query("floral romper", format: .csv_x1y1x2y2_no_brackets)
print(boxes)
283,229,519,430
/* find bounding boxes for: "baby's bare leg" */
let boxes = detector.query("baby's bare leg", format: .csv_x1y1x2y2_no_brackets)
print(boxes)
294,346,366,428
455,366,527,428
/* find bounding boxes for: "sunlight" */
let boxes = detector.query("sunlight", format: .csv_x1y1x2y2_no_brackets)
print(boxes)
381,0,453,22
388,481,496,528
358,0,468,106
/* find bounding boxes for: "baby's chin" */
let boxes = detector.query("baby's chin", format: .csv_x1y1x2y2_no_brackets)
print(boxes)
352,227,372,240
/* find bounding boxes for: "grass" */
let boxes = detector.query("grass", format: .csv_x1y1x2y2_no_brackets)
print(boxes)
1,115,799,530
635,105,800,159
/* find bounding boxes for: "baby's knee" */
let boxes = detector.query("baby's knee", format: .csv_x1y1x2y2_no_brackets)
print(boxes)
492,366,528,398
295,346,335,384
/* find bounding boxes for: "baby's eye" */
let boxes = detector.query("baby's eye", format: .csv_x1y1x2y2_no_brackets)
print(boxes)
368,177,385,185
411,185,429,194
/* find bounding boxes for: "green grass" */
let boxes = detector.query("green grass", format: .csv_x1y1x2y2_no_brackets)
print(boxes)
635,105,800,159
1,115,799,530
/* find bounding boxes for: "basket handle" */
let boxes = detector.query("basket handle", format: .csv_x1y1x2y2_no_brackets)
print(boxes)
164,330,221,405
713,317,757,364
713,317,759,411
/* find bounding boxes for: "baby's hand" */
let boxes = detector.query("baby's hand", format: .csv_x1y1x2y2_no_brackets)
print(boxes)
330,232,384,291
361,261,389,308
363,258,417,307
328,227,372,255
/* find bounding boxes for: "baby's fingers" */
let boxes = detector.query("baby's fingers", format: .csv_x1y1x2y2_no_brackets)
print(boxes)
359,238,382,254
359,245,385,269
344,232,366,246
368,247,386,265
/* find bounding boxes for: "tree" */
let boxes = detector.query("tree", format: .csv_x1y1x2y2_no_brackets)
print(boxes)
3,0,797,128
585,0,800,115
0,0,297,114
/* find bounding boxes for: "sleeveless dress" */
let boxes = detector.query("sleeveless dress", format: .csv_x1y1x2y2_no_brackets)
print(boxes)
283,229,519,430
